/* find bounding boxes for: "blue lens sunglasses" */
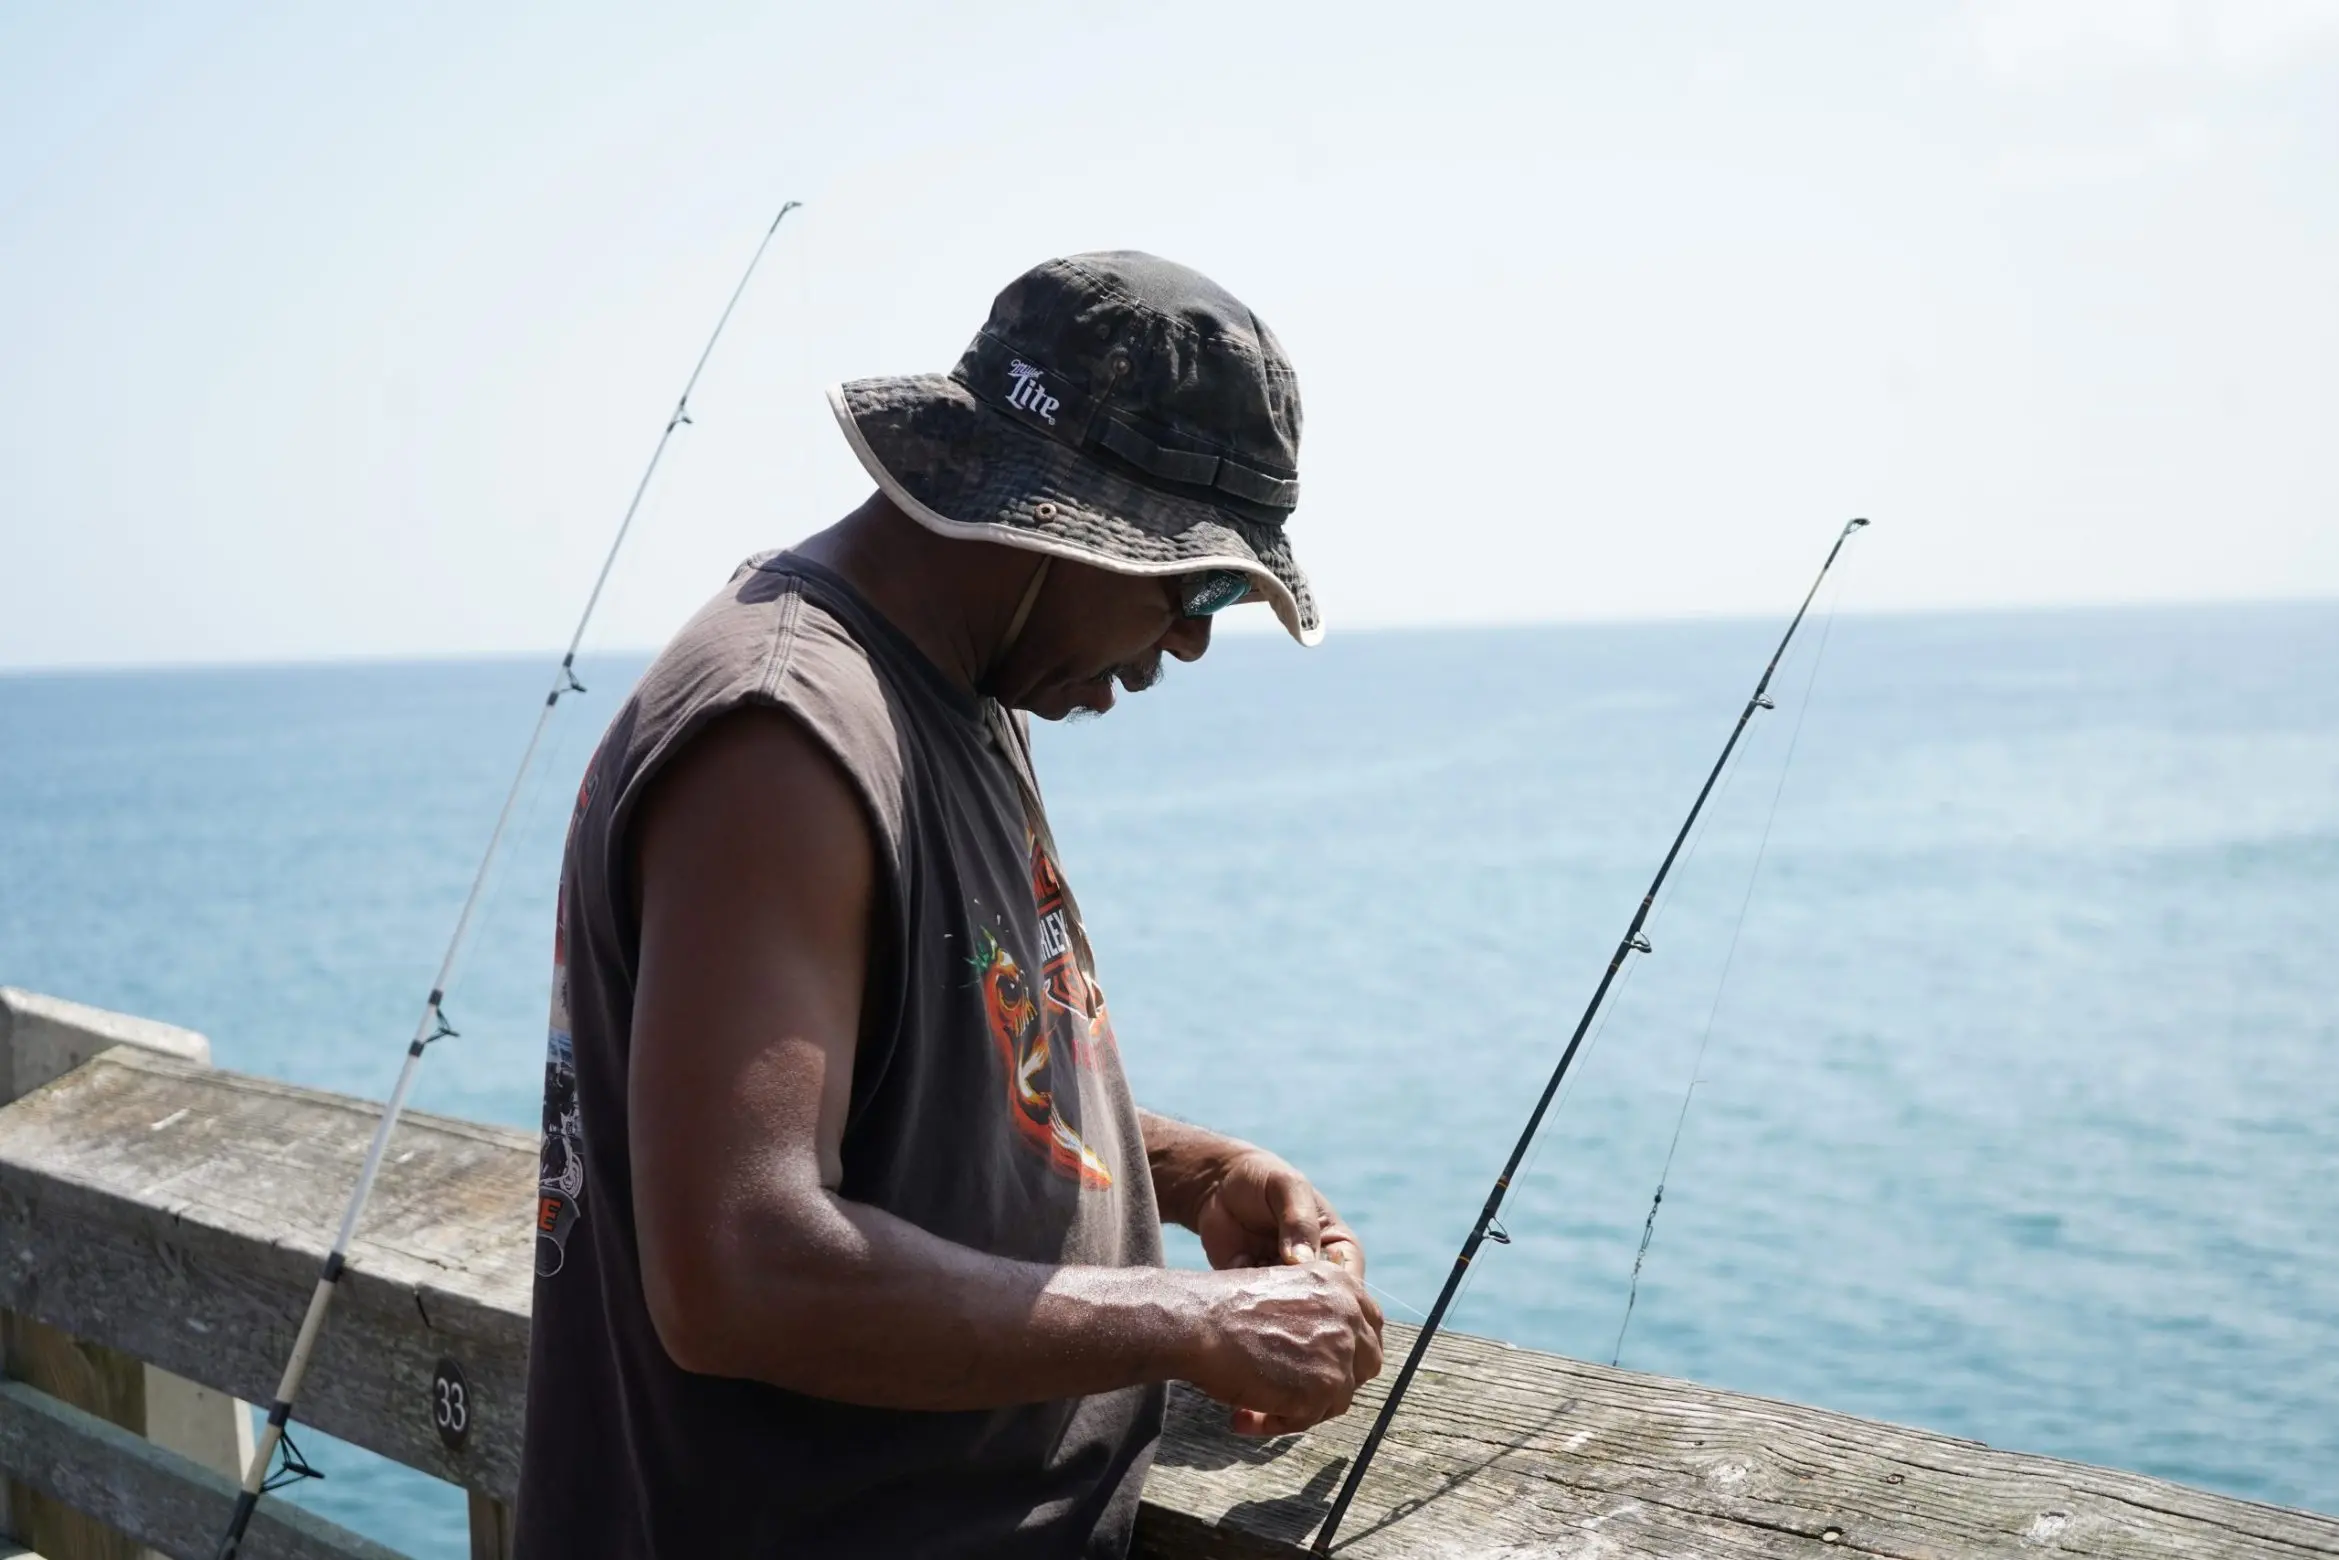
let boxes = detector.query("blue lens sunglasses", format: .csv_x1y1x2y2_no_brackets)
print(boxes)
1178,570,1251,619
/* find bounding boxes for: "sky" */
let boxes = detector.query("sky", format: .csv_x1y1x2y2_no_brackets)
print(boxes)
2,1,2334,669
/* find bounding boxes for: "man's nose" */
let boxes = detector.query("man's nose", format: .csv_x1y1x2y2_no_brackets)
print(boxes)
1163,615,1213,663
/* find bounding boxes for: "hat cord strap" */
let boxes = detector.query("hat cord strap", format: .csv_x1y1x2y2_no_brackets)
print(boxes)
983,699,1099,985
999,555,1052,652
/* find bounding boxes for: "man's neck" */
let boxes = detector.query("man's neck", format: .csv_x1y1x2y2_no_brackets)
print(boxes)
791,495,1037,697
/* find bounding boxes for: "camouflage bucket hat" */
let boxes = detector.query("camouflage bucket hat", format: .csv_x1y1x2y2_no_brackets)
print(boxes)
828,250,1322,645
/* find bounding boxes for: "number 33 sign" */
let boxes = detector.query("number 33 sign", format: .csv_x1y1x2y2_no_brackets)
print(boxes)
431,1356,472,1450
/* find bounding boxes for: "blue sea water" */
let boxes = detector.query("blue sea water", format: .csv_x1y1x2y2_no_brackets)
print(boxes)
2,601,2335,1553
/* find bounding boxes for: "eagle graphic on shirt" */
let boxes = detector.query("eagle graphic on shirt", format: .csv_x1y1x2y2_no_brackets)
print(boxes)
970,835,1118,1189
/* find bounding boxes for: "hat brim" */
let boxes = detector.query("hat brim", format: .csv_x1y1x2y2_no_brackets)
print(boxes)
829,376,1323,646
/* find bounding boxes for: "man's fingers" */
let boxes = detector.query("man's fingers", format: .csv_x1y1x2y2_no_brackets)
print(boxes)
1267,1172,1327,1266
1319,1220,1366,1279
1353,1277,1385,1336
1230,1399,1356,1438
1231,1407,1314,1437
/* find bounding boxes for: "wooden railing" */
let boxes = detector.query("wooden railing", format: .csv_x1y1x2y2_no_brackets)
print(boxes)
1,988,2334,1559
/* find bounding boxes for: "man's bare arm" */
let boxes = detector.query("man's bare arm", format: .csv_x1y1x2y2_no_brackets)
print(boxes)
628,709,1379,1421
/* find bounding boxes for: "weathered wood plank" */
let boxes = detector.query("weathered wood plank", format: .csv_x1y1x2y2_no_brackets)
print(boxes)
1,987,244,1560
1152,1324,2339,1557
462,1495,511,1560
0,1314,144,1560
0,1049,531,1505
0,989,209,1103
1,1319,141,1560
140,1369,256,1494
0,1382,404,1560
2,1048,2334,1558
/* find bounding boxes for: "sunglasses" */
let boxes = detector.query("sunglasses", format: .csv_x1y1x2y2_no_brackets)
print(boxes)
1178,570,1251,619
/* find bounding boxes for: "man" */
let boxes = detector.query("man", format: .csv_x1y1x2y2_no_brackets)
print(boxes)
516,251,1382,1558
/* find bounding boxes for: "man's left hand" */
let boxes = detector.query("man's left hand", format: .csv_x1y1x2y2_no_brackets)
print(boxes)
1193,1148,1365,1279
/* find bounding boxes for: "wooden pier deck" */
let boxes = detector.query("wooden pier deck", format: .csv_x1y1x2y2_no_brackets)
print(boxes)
1,993,2334,1558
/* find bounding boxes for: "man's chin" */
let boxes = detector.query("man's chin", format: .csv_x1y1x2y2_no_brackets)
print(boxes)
1026,678,1116,722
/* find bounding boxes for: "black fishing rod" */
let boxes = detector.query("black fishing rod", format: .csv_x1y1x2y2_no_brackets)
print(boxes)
213,200,802,1560
1312,516,1869,1554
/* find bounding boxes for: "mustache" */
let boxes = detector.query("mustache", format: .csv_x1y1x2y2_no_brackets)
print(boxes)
1063,655,1169,724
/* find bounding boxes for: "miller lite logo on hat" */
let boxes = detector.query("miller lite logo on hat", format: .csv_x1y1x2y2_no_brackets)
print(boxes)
1004,361,1060,425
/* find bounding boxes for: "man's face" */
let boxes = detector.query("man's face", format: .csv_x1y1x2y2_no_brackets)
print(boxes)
992,559,1215,721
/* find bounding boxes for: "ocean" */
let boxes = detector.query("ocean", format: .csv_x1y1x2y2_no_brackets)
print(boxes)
2,601,2334,1553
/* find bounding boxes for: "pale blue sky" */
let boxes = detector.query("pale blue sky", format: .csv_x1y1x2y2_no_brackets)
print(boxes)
3,1,2333,668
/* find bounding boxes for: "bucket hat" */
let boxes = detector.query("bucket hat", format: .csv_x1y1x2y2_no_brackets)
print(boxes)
828,250,1321,644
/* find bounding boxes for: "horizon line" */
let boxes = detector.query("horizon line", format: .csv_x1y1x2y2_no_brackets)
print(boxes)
3,591,2334,680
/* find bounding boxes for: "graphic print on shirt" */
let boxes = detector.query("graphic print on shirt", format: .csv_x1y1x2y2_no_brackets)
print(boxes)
970,834,1119,1189
536,768,597,1278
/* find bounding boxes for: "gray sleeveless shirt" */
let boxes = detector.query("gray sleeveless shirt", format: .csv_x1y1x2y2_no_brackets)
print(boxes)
515,553,1165,1558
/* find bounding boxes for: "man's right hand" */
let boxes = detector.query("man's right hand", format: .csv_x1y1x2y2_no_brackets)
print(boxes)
1185,1261,1384,1436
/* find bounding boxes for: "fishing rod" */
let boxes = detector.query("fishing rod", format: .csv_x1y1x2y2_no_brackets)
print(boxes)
1311,516,1868,1555
1609,556,1849,1371
214,200,802,1560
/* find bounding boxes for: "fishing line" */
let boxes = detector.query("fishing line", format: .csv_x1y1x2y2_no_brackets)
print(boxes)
213,201,803,1560
1464,648,1775,1299
1363,1278,1430,1323
1442,687,1781,1363
433,695,572,1018
1408,631,1790,1372
1430,960,1647,1340
1313,519,1869,1555
460,671,601,1007
1609,555,1856,1369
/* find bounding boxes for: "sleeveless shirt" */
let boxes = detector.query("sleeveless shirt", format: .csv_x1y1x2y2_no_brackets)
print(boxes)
514,553,1166,1558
